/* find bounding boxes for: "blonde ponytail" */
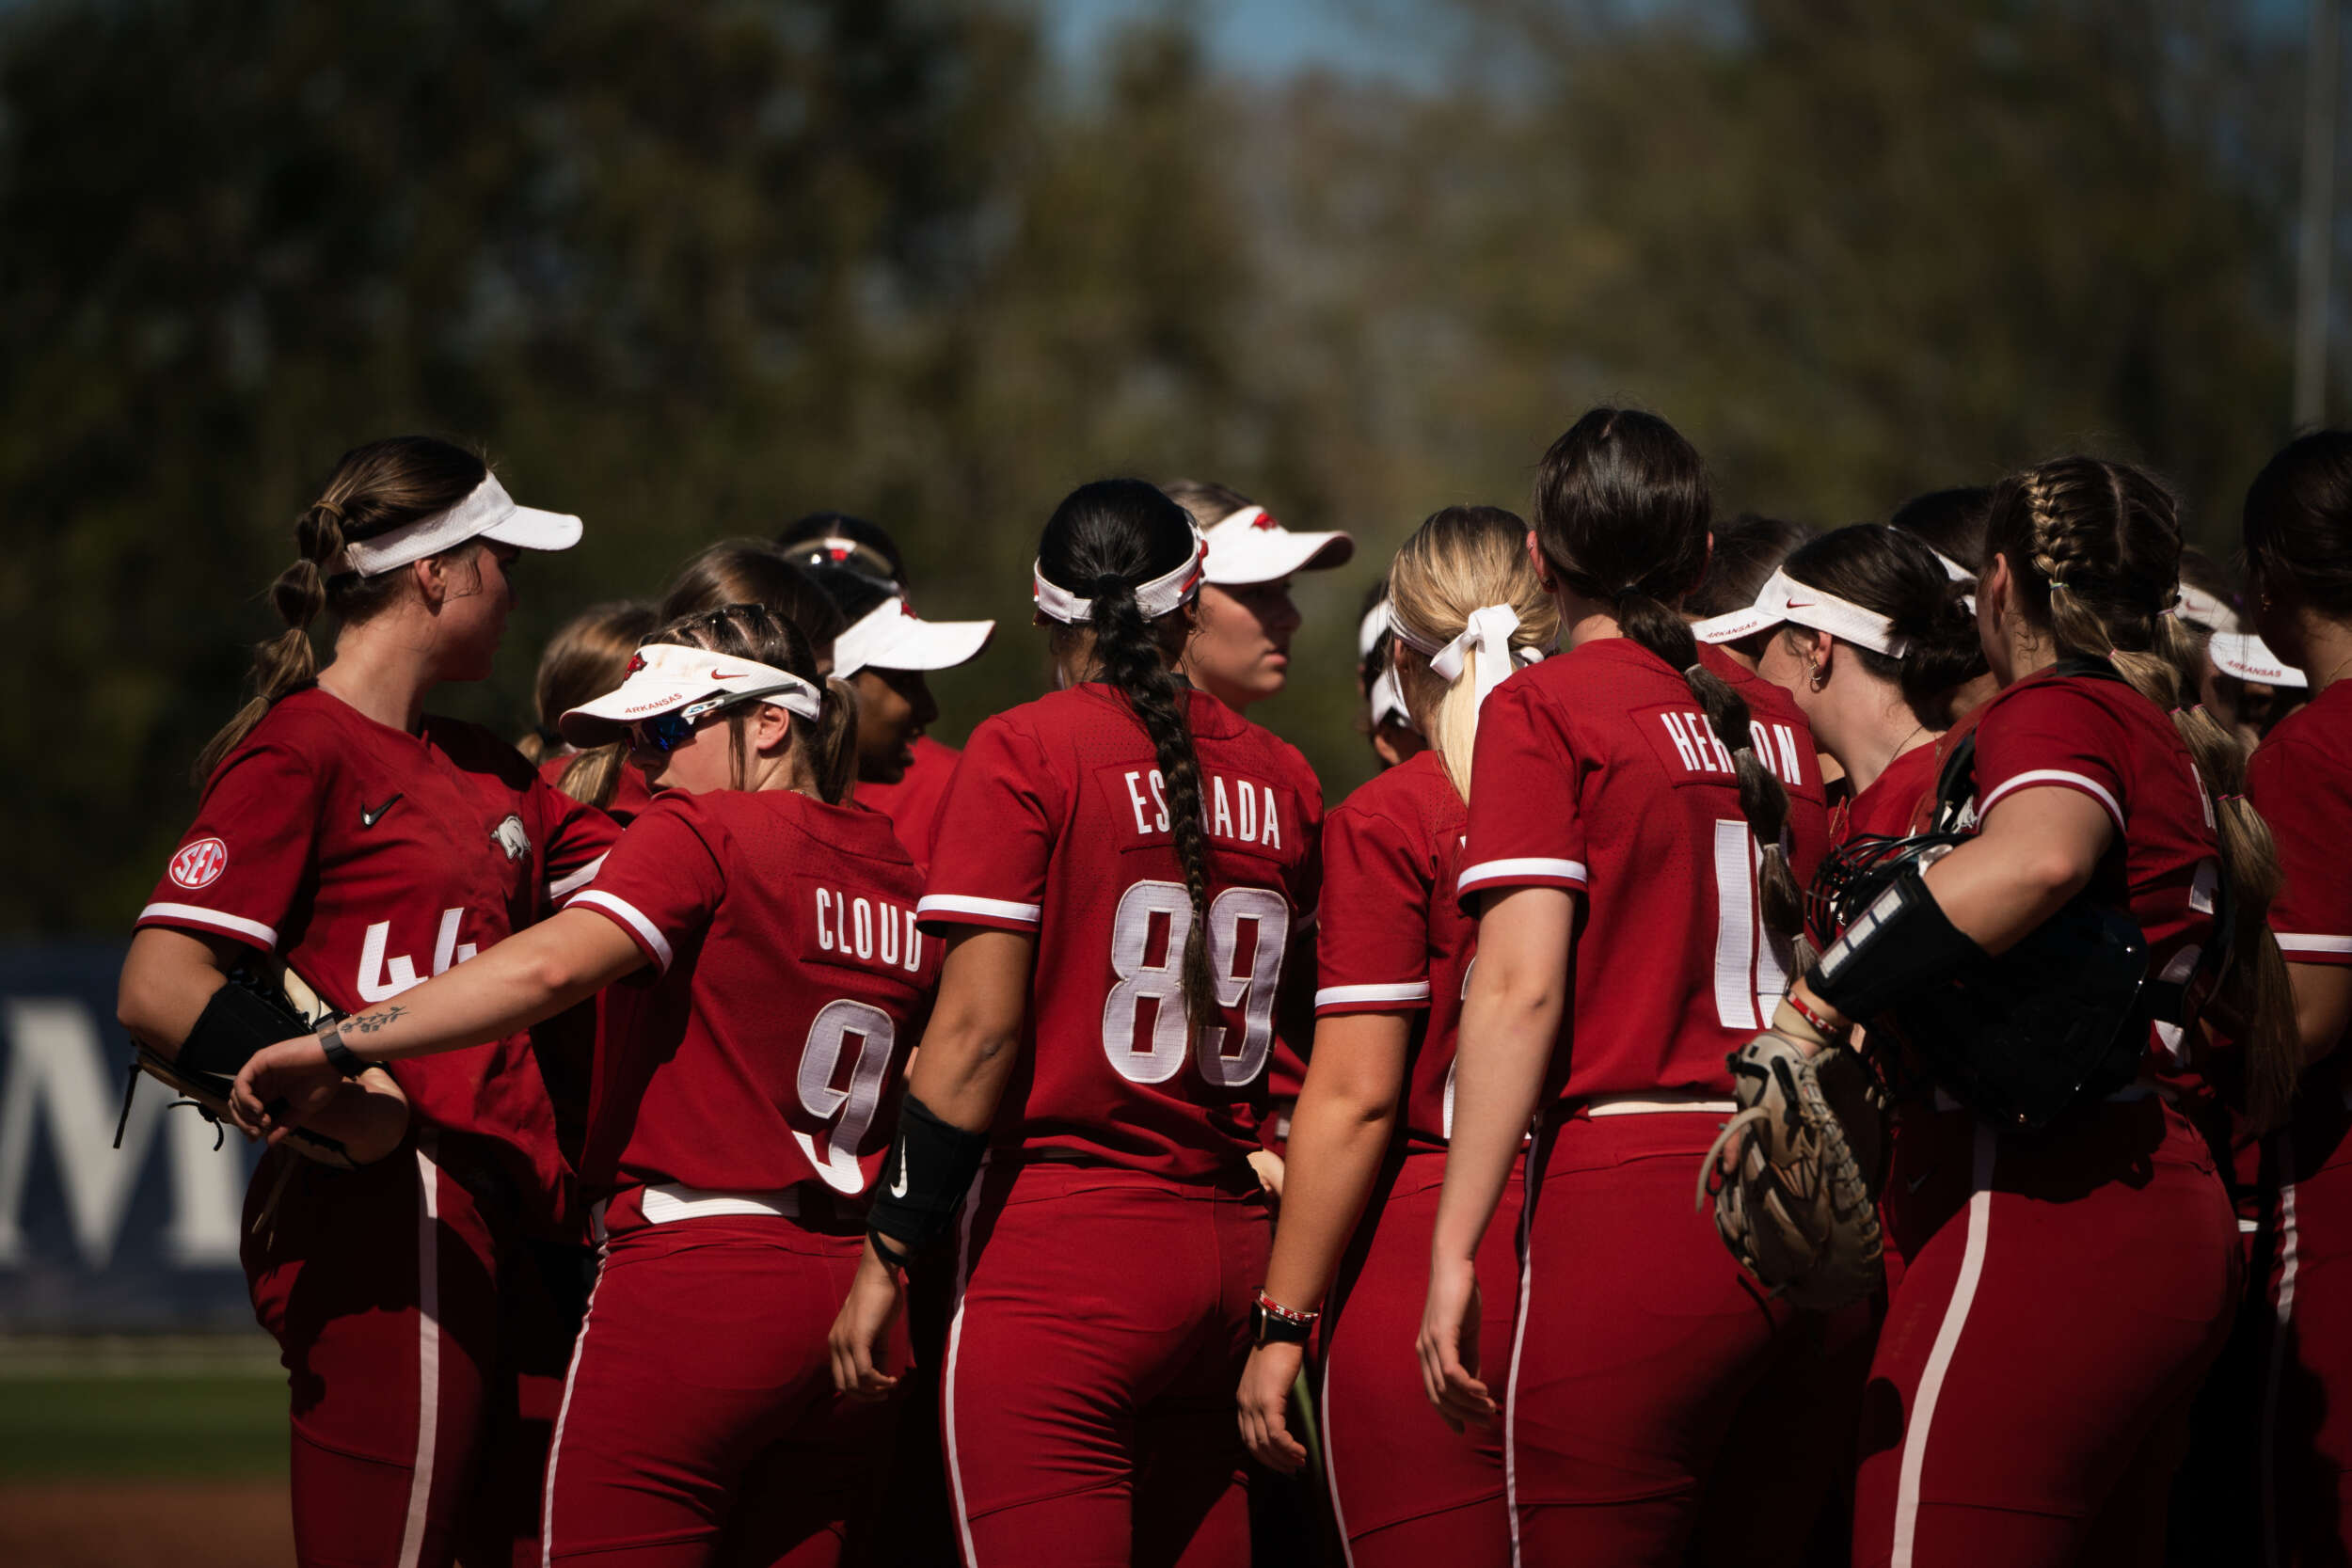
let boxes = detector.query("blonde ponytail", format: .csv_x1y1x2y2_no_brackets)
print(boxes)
1387,506,1558,800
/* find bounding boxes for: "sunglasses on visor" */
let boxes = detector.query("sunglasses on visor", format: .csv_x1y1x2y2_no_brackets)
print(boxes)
627,689,775,754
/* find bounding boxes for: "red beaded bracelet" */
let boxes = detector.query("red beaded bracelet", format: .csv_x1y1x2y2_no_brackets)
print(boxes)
1783,989,1847,1043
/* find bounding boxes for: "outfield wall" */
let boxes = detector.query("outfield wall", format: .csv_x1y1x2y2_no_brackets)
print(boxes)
0,946,262,1330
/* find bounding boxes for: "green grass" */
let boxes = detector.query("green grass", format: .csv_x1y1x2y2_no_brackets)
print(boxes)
0,1376,286,1480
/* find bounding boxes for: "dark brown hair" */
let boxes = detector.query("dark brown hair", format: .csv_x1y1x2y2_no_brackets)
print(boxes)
1776,524,1985,729
519,599,660,809
1985,456,2296,1128
195,436,488,782
1531,408,1804,945
1685,512,1813,619
1161,478,1254,531
659,541,850,655
1040,480,1218,1036
2243,430,2352,622
1888,486,1994,575
644,602,858,802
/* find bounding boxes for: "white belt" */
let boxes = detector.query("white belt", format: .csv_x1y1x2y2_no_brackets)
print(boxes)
639,1181,803,1225
1583,1091,1738,1117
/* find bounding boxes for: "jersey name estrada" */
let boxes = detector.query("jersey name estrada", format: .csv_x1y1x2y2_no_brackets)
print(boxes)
2250,683,2352,1063
920,684,1323,1180
569,788,938,1206
139,689,617,1214
1457,640,1830,1103
1314,751,1475,1151
1962,669,2224,1106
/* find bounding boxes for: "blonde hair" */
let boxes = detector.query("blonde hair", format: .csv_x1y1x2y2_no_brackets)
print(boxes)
1986,457,2297,1130
518,599,660,809
1386,506,1558,798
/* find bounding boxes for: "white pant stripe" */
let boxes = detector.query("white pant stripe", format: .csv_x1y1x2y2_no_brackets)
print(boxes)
1890,1123,1997,1568
396,1145,443,1568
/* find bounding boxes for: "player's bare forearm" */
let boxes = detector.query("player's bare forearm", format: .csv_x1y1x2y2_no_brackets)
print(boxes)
1261,1011,1408,1313
1435,886,1569,1264
288,1069,412,1164
906,927,1035,1132
116,927,237,1052
312,908,643,1067
2286,961,2352,1070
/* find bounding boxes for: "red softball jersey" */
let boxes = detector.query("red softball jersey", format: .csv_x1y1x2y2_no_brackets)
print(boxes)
1963,667,2225,1103
1314,751,1475,1152
2250,679,2352,1012
919,683,1323,1180
139,688,617,1214
859,733,961,873
1455,640,1831,1103
568,788,939,1207
537,750,655,826
1833,738,1942,846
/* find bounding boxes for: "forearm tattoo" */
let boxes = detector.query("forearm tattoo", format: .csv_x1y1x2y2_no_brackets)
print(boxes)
344,1006,406,1035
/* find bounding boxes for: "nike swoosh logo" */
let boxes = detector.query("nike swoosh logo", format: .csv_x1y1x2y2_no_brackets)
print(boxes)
360,793,404,829
1784,599,1818,610
889,1146,910,1198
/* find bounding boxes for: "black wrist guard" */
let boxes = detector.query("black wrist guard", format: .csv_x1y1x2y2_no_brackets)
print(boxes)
316,1022,369,1079
178,977,311,1084
865,1093,989,1257
1805,863,1986,1025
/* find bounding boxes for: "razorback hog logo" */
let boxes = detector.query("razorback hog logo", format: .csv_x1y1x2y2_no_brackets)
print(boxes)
491,815,532,863
1252,510,1281,531
168,836,229,890
626,652,648,676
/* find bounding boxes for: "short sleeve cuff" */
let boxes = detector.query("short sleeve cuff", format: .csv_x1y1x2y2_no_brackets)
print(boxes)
2277,931,2352,967
916,893,1042,935
1978,769,2126,837
135,902,278,953
1456,857,1589,900
548,852,608,900
1313,980,1433,1015
567,890,675,973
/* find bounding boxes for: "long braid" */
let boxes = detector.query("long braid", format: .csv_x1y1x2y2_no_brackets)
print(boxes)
1088,573,1219,1037
1994,458,2297,1128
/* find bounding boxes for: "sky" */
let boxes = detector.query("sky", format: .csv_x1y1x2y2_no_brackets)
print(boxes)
1038,0,1439,84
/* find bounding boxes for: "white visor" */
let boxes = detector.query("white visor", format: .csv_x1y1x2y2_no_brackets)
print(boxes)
339,474,582,578
2173,583,2238,635
1200,505,1354,585
1693,567,1912,657
1359,599,1392,661
1034,526,1208,625
1368,667,1415,731
833,595,995,678
2209,632,2308,689
1928,547,1977,584
560,641,823,745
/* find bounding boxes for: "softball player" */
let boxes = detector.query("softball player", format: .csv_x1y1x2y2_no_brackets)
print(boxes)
114,436,614,1568
659,539,849,665
1697,523,1983,844
1236,506,1552,1568
1165,479,1354,714
1780,458,2283,1566
828,478,1323,1567
1356,590,1427,772
2242,431,2352,1565
232,602,929,1566
522,599,660,823
1418,409,1831,1564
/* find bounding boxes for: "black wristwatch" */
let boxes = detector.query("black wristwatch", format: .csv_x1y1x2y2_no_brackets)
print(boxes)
315,1021,369,1079
1250,1289,1318,1347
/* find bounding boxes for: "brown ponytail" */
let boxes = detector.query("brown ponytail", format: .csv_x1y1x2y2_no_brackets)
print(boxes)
194,437,487,783
1040,480,1221,1040
1532,408,1806,950
1985,457,2298,1128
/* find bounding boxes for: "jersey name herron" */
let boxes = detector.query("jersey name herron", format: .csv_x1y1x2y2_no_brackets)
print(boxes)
1657,711,1809,788
1118,768,1288,850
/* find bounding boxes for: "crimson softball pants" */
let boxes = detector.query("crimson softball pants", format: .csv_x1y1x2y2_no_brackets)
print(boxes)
1507,1105,1795,1566
2258,1080,2352,1567
942,1161,1270,1568
1319,1149,1521,1568
244,1136,516,1568
541,1214,892,1567
1852,1098,2239,1568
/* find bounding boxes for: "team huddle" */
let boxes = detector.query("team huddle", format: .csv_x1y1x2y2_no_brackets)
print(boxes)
110,409,2351,1568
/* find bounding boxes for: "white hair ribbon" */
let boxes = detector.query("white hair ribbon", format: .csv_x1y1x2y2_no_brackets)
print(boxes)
1032,525,1208,625
1391,602,1533,719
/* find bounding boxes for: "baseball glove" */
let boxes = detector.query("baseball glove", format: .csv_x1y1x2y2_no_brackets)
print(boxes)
1698,1028,1887,1311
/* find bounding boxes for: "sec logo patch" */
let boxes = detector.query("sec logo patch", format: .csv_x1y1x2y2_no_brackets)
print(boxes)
168,836,229,890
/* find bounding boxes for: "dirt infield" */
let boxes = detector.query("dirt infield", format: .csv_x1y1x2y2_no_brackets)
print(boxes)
0,1479,291,1567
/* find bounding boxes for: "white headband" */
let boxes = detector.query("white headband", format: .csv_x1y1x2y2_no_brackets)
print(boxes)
1693,567,1913,657
1367,667,1415,731
1390,603,1544,721
1929,547,1976,583
338,474,580,578
1032,526,1208,625
1359,599,1392,660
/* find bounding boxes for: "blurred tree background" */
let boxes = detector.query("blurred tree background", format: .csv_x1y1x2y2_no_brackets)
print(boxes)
0,0,2323,934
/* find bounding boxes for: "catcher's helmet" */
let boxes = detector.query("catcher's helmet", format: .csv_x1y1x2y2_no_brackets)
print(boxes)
1810,832,2151,1130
